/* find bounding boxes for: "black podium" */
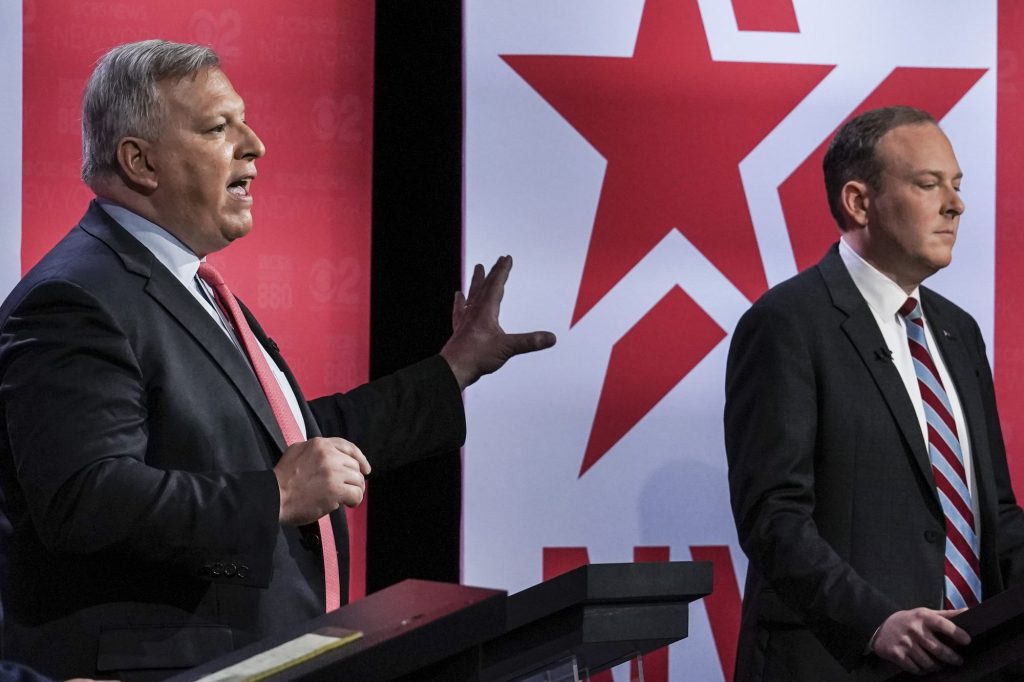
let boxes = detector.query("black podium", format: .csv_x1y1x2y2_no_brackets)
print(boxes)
169,561,712,681
166,580,507,682
863,581,1024,681
481,561,712,680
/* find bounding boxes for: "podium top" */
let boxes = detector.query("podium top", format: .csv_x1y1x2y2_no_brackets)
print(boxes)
507,560,713,629
481,561,713,681
169,580,506,682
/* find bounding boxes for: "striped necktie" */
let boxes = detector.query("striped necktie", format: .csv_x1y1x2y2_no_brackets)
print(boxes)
899,296,980,609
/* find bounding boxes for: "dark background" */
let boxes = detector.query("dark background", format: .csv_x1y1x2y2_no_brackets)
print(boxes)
368,0,463,592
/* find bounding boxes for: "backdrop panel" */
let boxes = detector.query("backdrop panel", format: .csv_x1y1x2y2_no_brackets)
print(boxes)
463,1,1008,680
11,0,374,599
0,2,20,296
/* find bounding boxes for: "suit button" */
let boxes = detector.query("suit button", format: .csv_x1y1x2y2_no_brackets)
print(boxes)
225,563,237,577
237,565,249,579
924,529,942,543
301,533,321,551
212,562,224,576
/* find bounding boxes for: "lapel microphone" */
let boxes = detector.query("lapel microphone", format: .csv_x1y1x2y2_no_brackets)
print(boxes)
874,346,893,362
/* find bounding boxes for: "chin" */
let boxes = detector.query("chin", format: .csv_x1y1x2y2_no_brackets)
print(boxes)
223,222,253,243
924,255,953,274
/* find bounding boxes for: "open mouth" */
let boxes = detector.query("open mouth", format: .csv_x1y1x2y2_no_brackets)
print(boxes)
227,176,253,198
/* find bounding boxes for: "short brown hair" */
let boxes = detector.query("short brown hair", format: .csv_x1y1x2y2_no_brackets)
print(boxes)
822,106,936,229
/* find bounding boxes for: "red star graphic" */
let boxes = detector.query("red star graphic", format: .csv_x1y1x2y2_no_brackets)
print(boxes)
503,0,832,326
503,0,832,474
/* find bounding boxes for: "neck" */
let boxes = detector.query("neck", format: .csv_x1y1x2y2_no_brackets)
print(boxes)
841,234,924,295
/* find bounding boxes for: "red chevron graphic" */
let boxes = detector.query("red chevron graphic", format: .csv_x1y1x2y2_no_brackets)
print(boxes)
779,67,987,272
504,0,831,474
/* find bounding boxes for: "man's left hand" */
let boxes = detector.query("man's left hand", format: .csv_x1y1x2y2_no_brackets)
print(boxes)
872,607,969,674
440,255,556,390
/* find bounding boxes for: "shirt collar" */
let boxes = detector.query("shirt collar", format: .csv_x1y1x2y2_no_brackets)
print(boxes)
97,199,203,287
839,236,920,320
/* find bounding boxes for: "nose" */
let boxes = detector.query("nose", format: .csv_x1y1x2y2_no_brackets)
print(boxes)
944,185,964,217
238,122,266,160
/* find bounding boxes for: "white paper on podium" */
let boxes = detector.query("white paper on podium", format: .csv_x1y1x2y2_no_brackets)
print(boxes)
196,629,362,682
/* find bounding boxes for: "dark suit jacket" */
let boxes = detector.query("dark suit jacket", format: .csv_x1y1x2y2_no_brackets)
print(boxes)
0,202,466,680
0,661,56,682
724,245,1024,680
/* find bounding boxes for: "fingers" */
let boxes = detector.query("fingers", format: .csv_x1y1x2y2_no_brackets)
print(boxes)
336,477,366,507
327,437,371,475
934,609,971,646
897,656,923,675
506,331,557,355
321,438,368,508
465,263,486,305
452,290,467,327
480,255,511,307
464,256,510,311
331,452,367,508
921,639,963,667
440,254,555,388
874,608,967,674
936,608,968,617
913,615,963,668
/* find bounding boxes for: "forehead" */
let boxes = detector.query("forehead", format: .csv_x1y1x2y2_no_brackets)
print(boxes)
158,67,243,118
874,123,959,175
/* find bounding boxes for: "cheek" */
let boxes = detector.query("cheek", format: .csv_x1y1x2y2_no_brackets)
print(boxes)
881,200,919,241
184,154,227,191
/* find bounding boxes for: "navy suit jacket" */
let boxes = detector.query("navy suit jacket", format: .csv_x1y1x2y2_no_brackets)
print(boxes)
0,202,465,680
725,245,1024,680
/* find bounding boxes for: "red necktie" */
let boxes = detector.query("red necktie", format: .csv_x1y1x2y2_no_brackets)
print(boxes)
197,262,341,612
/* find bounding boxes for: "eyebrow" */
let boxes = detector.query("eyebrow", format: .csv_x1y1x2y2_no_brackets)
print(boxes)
202,108,245,122
915,170,963,180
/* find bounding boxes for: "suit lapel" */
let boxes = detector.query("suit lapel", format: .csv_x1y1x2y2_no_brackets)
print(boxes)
78,202,287,453
921,294,988,463
818,247,937,492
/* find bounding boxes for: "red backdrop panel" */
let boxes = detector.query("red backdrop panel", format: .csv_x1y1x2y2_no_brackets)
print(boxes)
998,0,1024,503
22,0,374,598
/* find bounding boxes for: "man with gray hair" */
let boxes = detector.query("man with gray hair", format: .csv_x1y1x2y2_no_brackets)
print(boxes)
0,39,554,680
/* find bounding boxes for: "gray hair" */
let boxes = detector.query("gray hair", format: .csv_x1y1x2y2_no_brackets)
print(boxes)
81,39,220,185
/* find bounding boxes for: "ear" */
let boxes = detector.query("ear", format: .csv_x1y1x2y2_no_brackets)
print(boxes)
114,137,158,191
839,179,870,229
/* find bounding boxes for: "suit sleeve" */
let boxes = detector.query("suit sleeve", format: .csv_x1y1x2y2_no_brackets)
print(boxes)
724,299,899,666
0,280,280,586
308,355,466,474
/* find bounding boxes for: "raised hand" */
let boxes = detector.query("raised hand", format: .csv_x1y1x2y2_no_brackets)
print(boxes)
440,255,556,390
